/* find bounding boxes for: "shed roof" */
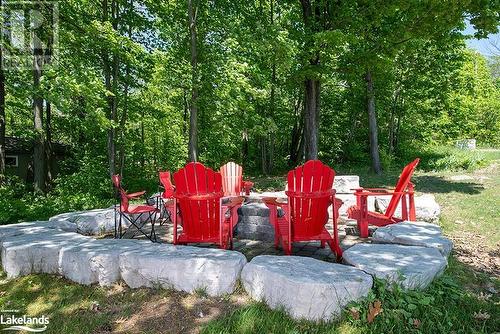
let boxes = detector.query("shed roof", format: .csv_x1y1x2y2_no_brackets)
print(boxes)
5,137,68,155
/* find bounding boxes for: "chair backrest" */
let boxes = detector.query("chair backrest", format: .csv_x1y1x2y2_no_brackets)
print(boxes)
384,158,420,217
173,162,224,240
220,162,243,196
112,174,121,189
285,160,335,237
159,171,174,198
111,174,129,212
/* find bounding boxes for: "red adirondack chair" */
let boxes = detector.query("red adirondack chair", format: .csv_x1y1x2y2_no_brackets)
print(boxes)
263,160,343,260
173,162,244,249
347,158,420,238
112,175,159,241
158,171,177,224
220,162,254,196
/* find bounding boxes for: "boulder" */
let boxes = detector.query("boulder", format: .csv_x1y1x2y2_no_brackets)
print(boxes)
371,221,453,257
331,194,376,218
50,208,130,235
245,191,286,203
0,222,57,241
343,243,447,290
241,255,373,321
375,194,441,223
0,220,77,235
1,230,91,278
59,239,148,286
119,244,247,296
333,175,360,194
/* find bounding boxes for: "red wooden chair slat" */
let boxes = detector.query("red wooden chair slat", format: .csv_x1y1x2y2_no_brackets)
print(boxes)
220,162,253,196
173,162,242,249
347,158,420,238
158,171,178,225
263,160,343,260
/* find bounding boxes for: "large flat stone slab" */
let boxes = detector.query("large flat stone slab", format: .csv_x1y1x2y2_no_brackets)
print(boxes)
333,175,360,194
1,230,91,278
375,194,441,223
119,244,247,296
343,243,447,290
372,221,453,256
0,221,77,237
241,255,373,321
50,208,130,235
330,194,376,218
0,222,54,241
59,239,148,286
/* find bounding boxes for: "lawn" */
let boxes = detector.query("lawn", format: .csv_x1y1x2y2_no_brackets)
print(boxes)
0,150,499,333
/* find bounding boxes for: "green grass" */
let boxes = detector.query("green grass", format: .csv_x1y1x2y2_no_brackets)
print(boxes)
202,261,499,334
0,148,499,333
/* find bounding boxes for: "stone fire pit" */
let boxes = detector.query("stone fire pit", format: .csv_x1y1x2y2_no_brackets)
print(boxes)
236,175,361,241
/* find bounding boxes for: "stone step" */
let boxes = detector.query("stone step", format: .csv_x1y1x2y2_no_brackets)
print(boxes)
343,243,447,290
119,244,247,296
241,255,372,321
1,230,91,278
372,221,453,256
59,239,150,286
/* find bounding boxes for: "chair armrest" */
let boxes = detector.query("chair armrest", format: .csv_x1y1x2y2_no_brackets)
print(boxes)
262,197,287,206
243,180,254,188
223,196,244,208
126,190,146,199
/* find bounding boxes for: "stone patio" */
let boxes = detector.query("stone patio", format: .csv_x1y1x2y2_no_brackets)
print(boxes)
0,177,453,321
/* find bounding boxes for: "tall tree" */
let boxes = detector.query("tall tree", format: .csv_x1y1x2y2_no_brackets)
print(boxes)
0,0,5,184
299,0,320,160
33,29,46,192
187,0,198,162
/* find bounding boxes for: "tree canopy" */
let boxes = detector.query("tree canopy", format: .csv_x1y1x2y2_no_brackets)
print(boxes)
0,0,498,190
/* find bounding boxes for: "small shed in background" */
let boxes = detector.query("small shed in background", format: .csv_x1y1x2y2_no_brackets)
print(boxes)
4,137,69,182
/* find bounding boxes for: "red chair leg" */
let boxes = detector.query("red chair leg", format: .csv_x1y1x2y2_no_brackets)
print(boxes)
172,199,178,245
358,195,369,238
320,240,326,248
408,183,416,221
327,239,343,262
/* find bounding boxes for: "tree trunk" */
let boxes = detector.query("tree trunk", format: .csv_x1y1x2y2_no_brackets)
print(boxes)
183,89,188,135
365,71,381,174
102,0,117,177
45,101,52,187
289,93,303,166
300,0,320,161
140,108,145,168
0,11,5,184
260,137,267,174
303,78,319,160
187,0,198,162
388,91,399,155
268,0,275,173
33,42,46,192
118,0,133,176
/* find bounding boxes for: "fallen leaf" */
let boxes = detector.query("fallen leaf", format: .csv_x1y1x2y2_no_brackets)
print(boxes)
349,307,360,320
90,301,100,312
367,300,382,323
473,311,490,320
413,318,421,328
